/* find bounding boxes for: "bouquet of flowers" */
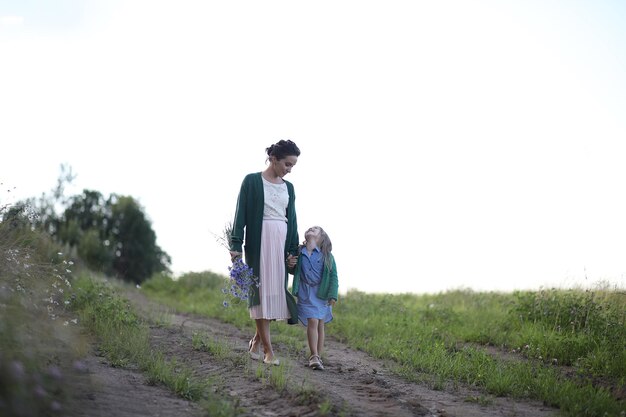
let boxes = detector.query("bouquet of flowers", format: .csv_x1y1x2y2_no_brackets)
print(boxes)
222,257,258,307
213,221,259,307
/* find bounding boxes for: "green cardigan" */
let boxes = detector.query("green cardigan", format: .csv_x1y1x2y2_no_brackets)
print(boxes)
291,251,339,302
230,173,299,319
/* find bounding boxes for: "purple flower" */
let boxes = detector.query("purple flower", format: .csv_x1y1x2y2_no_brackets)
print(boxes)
72,360,89,373
47,365,63,380
33,385,47,399
8,360,25,381
222,258,259,307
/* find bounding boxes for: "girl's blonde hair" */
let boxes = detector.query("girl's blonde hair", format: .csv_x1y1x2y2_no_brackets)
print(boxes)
300,226,333,272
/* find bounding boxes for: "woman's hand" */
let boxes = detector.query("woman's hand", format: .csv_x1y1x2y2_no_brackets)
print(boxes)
230,251,242,262
328,299,336,307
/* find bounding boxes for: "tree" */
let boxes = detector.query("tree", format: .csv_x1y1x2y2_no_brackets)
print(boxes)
109,196,171,284
56,190,170,283
15,165,170,283
77,228,113,272
59,190,109,247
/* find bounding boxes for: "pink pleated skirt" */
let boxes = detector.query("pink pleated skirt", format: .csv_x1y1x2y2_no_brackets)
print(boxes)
249,219,290,320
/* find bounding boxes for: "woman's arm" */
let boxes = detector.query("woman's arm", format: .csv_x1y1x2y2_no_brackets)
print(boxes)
230,176,249,254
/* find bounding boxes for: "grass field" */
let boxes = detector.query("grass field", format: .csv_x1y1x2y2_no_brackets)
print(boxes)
142,271,626,417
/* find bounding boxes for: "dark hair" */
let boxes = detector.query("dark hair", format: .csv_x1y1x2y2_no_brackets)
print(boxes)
266,140,300,160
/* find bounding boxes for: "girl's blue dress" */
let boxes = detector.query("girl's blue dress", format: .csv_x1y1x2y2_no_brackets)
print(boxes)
297,246,333,325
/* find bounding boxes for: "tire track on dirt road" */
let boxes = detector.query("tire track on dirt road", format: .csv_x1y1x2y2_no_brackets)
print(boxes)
65,353,204,417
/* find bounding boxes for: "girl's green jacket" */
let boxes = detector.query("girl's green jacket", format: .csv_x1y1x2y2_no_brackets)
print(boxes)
231,172,299,322
291,252,339,302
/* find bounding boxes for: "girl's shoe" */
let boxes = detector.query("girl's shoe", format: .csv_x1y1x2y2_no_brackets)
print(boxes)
308,355,324,370
248,338,261,361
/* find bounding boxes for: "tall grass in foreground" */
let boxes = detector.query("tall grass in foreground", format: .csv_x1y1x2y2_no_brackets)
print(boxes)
142,272,625,417
0,203,78,416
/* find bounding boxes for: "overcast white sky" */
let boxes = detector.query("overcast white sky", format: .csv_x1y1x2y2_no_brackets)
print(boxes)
1,0,625,294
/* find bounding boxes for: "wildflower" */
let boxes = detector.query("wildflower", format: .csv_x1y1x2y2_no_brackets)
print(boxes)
33,385,47,399
50,401,62,412
8,360,25,381
47,365,63,380
212,221,259,307
221,257,259,307
72,360,89,373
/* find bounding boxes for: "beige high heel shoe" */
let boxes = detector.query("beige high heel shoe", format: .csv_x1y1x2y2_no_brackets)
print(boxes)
248,338,262,361
263,355,280,366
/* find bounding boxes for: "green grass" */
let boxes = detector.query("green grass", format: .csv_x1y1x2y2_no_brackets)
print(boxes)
142,272,626,417
192,332,234,360
332,289,624,417
68,275,239,416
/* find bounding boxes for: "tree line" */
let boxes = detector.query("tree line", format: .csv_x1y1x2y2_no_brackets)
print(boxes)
2,165,170,284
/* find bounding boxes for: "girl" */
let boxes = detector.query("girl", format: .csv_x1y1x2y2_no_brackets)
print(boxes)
291,226,338,370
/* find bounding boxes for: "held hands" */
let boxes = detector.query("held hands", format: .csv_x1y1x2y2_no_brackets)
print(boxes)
286,254,298,268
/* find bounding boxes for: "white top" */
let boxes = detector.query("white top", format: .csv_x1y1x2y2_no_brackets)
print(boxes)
262,176,289,221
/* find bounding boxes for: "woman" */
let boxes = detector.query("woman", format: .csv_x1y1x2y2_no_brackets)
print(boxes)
229,139,300,365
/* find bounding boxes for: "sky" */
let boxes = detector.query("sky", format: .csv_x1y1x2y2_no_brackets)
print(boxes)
1,0,625,294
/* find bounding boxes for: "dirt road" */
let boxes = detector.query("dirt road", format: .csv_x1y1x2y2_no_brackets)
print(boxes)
66,287,559,417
